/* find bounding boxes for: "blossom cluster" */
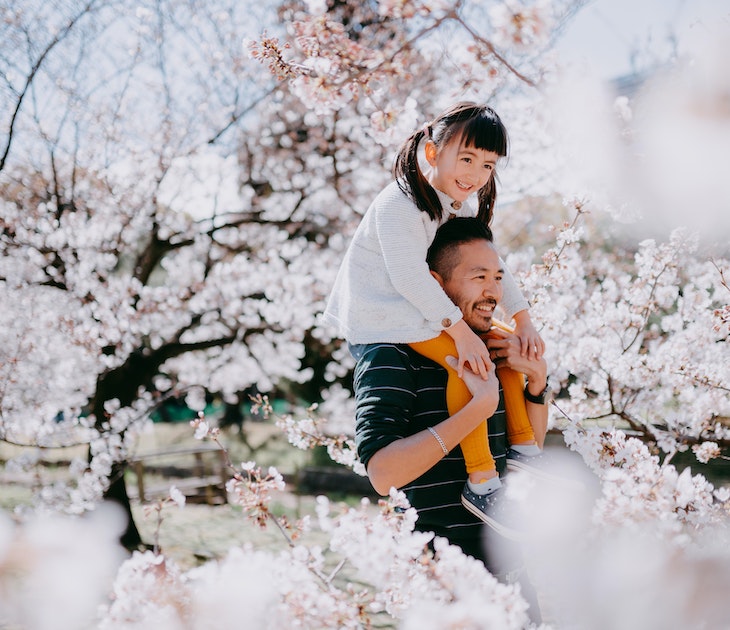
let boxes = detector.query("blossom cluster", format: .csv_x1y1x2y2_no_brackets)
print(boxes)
97,479,532,629
247,0,558,117
521,208,730,462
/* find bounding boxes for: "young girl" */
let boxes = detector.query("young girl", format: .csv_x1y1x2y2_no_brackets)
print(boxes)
324,102,546,526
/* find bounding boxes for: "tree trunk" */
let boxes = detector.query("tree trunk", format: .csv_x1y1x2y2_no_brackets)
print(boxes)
104,460,145,550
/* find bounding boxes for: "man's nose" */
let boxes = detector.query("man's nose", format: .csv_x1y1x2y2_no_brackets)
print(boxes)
482,282,498,297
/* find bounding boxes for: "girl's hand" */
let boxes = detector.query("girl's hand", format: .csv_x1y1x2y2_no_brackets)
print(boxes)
512,310,545,361
445,355,499,405
485,327,548,387
445,319,493,379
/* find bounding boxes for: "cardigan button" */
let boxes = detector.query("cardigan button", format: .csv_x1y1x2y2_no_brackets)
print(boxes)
441,318,452,328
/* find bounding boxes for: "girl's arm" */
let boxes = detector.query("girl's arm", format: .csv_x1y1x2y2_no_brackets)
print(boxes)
498,258,529,320
499,258,544,360
512,310,545,360
374,188,461,329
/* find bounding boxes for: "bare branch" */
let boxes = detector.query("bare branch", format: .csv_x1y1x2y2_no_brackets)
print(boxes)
0,0,101,172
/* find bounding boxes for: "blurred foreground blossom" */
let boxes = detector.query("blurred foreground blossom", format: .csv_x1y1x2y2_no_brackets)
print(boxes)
99,489,532,629
501,435,730,629
0,506,126,630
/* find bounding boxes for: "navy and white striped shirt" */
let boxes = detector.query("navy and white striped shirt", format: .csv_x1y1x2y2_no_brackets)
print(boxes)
354,343,508,561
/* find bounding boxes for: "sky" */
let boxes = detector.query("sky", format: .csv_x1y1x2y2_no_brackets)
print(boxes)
553,0,729,80
544,0,730,244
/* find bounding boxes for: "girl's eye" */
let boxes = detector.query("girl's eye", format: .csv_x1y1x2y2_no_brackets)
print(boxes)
484,164,493,171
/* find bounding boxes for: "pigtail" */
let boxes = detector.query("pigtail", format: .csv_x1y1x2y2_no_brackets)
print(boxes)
393,127,443,222
476,175,497,227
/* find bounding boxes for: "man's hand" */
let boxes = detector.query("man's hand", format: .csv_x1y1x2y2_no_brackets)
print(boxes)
445,319,494,380
485,327,547,389
444,354,499,407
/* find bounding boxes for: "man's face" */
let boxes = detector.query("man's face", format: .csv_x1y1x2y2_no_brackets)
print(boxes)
437,239,503,334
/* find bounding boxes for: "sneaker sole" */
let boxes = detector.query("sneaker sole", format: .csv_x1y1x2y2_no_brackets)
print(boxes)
460,494,525,542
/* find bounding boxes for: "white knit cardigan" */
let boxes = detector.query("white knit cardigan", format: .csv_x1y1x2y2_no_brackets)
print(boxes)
323,181,529,344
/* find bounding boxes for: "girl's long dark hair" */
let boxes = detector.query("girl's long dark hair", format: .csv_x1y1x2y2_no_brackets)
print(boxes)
392,102,509,226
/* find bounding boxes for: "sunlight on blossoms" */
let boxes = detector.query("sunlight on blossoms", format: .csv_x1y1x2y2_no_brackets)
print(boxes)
545,71,637,222
369,97,421,147
489,0,554,52
304,0,327,15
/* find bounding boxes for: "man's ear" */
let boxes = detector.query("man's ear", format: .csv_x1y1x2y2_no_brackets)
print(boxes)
424,140,438,167
430,269,444,287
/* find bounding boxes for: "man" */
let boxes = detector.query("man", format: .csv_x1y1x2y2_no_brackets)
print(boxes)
353,217,549,621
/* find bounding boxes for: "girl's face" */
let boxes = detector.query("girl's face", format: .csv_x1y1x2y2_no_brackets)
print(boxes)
425,135,499,203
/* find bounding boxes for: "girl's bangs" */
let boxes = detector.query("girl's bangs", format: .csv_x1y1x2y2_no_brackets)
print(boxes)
460,116,508,157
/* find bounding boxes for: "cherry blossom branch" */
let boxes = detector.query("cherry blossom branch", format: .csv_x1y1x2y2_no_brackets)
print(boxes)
621,259,673,354
189,414,342,588
541,198,587,273
711,259,730,335
0,1,101,172
450,12,538,87
251,394,363,474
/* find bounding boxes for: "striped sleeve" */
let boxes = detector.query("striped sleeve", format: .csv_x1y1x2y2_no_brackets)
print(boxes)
354,344,418,469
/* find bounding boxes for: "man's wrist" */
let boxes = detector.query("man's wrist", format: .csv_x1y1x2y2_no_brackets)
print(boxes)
524,380,550,405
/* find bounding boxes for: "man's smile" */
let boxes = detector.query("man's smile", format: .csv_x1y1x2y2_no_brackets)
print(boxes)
474,298,497,316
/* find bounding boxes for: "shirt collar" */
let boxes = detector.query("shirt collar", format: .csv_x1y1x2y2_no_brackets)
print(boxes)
433,187,474,219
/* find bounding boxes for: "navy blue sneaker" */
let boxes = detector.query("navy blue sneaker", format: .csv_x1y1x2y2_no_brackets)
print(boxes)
461,483,526,541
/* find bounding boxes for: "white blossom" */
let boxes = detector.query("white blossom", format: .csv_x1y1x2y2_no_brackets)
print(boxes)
168,486,186,509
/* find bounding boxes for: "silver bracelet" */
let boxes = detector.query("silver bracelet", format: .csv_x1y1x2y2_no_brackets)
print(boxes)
427,426,449,455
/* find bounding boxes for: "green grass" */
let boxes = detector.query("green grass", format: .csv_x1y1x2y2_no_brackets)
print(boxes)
0,420,368,572
132,497,330,570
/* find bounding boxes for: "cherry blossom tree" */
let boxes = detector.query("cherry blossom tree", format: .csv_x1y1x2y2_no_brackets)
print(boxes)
0,0,584,546
0,0,363,545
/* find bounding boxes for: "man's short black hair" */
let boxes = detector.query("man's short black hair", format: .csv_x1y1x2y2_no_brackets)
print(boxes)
427,217,494,281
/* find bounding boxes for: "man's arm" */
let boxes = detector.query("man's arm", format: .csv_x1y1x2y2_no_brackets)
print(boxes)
366,382,498,495
355,347,499,496
485,328,549,448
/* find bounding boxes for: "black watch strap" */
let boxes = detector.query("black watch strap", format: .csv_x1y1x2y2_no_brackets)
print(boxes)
524,382,550,405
